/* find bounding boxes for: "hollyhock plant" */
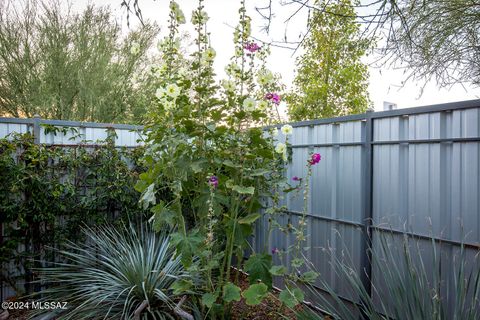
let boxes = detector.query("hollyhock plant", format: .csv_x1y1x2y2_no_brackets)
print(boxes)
243,97,257,111
208,175,218,188
265,92,281,105
281,124,293,135
137,0,289,315
244,41,261,53
309,153,322,165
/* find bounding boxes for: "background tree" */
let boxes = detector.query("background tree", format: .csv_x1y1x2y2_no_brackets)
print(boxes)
380,0,480,87
254,0,480,89
0,0,159,123
286,0,371,121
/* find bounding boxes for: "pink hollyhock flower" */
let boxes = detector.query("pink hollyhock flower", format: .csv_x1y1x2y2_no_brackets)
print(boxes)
265,92,281,105
309,153,321,165
271,247,280,254
244,42,261,53
208,175,219,188
292,176,301,181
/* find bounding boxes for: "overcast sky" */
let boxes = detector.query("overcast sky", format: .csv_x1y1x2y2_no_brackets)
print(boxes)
72,0,480,111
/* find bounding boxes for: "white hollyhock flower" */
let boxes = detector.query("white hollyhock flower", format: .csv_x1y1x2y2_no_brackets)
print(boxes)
164,100,175,110
258,100,269,111
243,97,256,111
257,70,274,85
221,80,236,92
155,88,166,100
275,142,286,154
202,47,216,62
165,84,181,98
281,124,293,135
130,42,140,55
191,10,209,24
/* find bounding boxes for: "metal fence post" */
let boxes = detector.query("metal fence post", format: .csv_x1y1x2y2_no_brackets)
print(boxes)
360,109,374,299
32,114,41,144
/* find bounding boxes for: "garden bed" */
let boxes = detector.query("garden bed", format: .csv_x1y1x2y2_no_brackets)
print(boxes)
230,270,302,319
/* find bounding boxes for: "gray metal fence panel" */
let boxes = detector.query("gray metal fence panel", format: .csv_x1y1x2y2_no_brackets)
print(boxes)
2,100,480,312
256,99,480,314
0,116,144,145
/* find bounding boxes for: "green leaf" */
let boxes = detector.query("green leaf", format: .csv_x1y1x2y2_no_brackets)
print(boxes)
223,282,241,303
201,292,218,308
300,271,319,284
244,253,272,289
269,265,287,276
225,179,234,189
232,185,255,195
150,201,176,229
242,283,268,306
223,160,240,168
139,183,156,209
206,123,216,132
170,279,193,294
249,168,270,176
190,160,207,173
170,231,203,267
238,213,261,225
279,288,304,308
291,258,304,268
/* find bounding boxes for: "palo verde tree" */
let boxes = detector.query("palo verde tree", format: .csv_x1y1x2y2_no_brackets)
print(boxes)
380,0,480,87
286,0,371,121
0,0,158,123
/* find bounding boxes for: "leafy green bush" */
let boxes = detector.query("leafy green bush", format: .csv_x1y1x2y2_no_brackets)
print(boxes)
0,133,147,294
0,0,159,123
31,225,192,319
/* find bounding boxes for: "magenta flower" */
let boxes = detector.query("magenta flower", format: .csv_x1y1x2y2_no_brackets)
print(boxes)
208,175,219,188
244,42,261,53
292,176,301,181
271,247,280,254
265,92,281,105
309,153,321,165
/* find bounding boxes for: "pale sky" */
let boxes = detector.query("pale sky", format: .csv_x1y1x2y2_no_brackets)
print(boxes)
72,0,480,112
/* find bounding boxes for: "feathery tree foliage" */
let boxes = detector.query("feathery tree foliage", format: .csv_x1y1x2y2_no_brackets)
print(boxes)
0,0,159,123
286,0,371,120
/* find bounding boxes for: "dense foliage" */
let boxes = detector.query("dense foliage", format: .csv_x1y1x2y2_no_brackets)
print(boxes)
134,0,318,317
0,133,146,295
287,0,371,120
32,225,192,320
0,0,158,123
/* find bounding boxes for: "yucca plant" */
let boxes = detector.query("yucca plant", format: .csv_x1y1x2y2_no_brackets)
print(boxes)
30,225,193,320
296,232,480,320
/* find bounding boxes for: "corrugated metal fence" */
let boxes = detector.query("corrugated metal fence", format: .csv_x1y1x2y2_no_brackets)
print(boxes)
0,116,144,301
2,100,480,312
0,115,144,146
254,99,480,313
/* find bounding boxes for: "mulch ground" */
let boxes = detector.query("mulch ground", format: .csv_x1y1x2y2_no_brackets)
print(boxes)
229,269,302,320
1,309,29,320
4,270,316,320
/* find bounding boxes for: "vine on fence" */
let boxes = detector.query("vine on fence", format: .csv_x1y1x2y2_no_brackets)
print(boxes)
0,133,147,295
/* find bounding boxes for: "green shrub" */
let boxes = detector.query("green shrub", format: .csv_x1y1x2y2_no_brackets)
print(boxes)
0,133,147,295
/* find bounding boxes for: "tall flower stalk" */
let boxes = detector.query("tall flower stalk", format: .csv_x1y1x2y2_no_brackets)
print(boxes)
137,0,287,318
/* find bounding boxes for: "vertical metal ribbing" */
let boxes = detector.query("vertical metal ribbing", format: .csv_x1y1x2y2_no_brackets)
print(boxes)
32,114,41,144
360,110,374,300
